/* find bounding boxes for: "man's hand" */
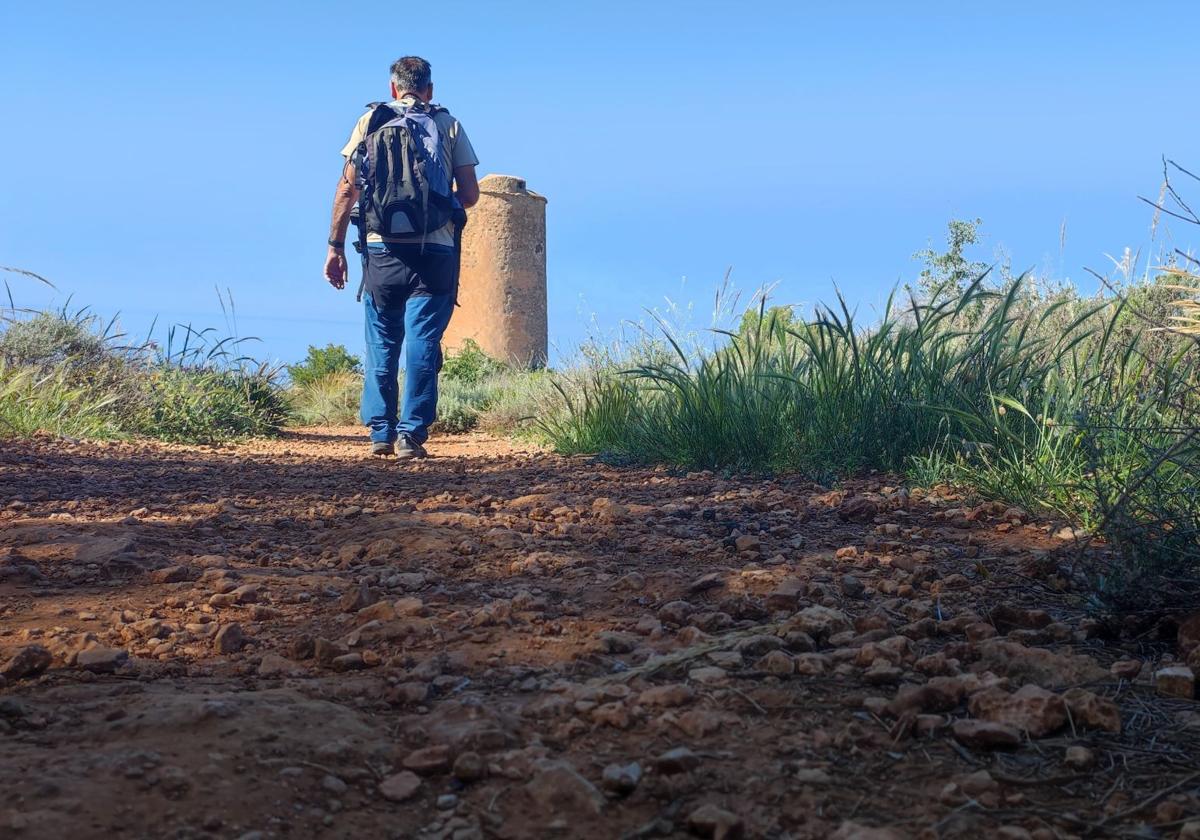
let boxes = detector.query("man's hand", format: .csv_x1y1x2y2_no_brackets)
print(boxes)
324,247,348,290
326,165,359,290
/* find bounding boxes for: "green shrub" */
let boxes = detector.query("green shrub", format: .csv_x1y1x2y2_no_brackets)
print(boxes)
287,344,362,388
0,309,115,369
283,356,556,436
135,365,289,444
429,367,560,436
476,369,561,436
434,377,500,434
435,408,478,434
1,283,291,444
441,338,508,385
289,371,362,426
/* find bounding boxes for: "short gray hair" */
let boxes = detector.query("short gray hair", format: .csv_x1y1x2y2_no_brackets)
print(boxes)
391,56,432,93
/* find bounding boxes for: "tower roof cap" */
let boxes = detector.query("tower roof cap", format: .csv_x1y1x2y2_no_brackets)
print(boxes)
479,174,546,201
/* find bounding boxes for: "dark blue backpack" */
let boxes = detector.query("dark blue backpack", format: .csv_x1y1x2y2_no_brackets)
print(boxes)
353,101,458,242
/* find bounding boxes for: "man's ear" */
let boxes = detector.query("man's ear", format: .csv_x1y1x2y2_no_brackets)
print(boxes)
425,84,434,102
390,80,399,99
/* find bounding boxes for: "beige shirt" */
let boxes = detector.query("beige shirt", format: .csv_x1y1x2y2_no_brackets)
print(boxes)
341,96,479,247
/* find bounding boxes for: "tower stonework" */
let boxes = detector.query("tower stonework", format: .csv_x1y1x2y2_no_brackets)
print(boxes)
444,174,548,367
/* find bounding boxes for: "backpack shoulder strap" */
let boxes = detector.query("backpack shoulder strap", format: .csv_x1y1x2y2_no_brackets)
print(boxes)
363,101,405,137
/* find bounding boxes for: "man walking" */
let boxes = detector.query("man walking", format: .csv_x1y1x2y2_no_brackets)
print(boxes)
324,56,479,459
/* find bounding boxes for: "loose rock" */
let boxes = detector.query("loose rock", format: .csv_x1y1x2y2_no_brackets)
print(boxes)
357,600,396,623
596,631,639,654
332,652,369,671
148,565,193,584
792,606,852,640
757,650,795,676
601,762,642,796
638,684,695,708
840,574,865,599
1,645,53,681
830,821,907,840
686,803,744,839
257,652,296,677
888,677,964,715
1062,688,1121,733
214,623,245,654
75,647,128,673
452,751,486,783
1064,745,1095,769
1156,666,1195,699
952,719,1022,750
1110,659,1142,681
975,640,1106,688
525,760,606,816
836,497,878,523
733,535,761,553
403,744,451,776
379,770,422,802
967,684,1067,737
655,746,701,775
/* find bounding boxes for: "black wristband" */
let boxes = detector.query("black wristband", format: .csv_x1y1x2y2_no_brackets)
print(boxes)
328,239,345,250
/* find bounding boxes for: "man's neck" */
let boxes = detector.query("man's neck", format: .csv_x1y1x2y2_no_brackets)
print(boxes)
397,90,428,102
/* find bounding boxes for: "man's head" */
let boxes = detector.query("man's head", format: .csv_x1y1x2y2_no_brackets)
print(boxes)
390,56,433,102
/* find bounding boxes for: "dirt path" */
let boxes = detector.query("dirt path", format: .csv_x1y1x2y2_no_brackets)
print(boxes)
1,427,1198,840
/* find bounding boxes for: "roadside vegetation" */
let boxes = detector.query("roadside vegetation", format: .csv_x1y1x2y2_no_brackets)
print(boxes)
286,338,557,435
0,275,287,444
4,162,1197,616
539,166,1200,617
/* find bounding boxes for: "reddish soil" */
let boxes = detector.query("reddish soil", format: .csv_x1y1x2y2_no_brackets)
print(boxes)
1,426,1198,840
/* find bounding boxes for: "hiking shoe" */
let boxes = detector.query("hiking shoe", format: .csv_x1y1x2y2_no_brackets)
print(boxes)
371,440,395,457
395,434,427,460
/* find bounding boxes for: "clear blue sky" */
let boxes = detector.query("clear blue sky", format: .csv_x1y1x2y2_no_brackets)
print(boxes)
3,1,1197,366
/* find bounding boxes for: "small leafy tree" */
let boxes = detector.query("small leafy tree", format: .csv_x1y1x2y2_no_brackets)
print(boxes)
736,304,797,338
287,344,361,388
913,218,989,297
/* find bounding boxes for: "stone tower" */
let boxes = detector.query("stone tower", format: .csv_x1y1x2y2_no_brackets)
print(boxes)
443,174,548,368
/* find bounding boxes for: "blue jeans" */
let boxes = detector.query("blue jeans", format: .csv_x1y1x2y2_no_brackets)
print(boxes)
360,247,455,444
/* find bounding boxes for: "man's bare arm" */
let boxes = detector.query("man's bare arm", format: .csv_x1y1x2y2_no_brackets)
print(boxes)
329,163,360,244
454,165,479,209
324,163,360,289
